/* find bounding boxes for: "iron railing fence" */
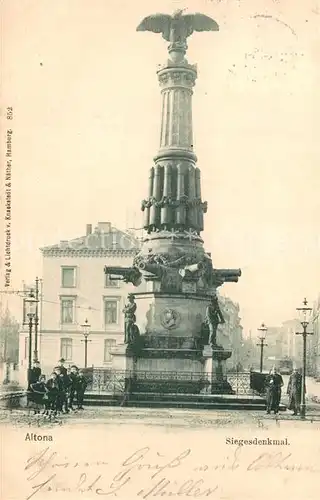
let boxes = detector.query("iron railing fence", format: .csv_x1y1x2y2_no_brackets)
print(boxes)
85,369,256,396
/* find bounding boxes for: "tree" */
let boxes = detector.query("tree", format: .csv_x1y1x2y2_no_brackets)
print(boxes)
0,305,19,364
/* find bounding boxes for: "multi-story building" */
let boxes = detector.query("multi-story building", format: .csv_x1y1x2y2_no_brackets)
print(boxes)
255,319,303,372
311,296,320,378
19,222,142,376
217,295,244,370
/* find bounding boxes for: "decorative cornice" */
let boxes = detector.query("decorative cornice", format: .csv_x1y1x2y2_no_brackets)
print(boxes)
40,329,124,335
132,348,203,360
41,248,139,258
134,291,213,301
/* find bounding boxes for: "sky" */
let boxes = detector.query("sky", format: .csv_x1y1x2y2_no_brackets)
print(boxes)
1,0,320,334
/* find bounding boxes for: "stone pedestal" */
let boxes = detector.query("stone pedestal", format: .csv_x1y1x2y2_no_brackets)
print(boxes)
110,344,135,371
203,346,234,394
134,291,210,339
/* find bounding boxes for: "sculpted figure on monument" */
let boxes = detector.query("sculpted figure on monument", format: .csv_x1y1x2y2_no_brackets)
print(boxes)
123,294,140,345
205,295,225,347
137,10,219,48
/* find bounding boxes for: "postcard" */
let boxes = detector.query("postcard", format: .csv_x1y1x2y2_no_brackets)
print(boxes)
1,1,320,499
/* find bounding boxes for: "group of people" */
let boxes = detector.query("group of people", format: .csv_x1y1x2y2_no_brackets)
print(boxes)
265,366,304,416
28,358,88,418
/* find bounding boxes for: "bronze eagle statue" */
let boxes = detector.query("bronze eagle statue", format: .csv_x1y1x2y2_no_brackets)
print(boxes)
136,10,219,45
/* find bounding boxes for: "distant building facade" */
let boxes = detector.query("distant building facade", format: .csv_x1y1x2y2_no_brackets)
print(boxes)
311,297,320,378
19,222,142,376
217,295,244,370
256,319,303,372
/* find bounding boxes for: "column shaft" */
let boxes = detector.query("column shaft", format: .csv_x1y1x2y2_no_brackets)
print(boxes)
161,164,173,226
143,167,154,228
195,167,203,231
176,163,186,226
149,165,161,228
187,166,197,229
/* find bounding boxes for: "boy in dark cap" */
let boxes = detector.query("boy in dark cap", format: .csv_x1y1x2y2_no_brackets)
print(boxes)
53,366,65,414
54,365,71,414
76,370,88,410
46,372,60,417
57,358,68,376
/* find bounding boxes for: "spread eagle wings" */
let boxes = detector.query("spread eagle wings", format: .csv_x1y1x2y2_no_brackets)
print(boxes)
136,13,219,41
182,13,219,36
136,14,172,41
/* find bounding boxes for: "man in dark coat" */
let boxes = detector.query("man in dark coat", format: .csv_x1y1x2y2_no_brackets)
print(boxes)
265,367,284,414
287,368,303,415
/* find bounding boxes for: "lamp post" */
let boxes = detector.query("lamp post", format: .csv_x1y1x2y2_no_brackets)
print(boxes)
33,277,40,362
81,319,91,368
257,323,268,373
296,298,313,419
24,290,37,387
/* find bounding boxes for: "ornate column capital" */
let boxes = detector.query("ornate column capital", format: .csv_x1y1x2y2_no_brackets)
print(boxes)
157,64,197,92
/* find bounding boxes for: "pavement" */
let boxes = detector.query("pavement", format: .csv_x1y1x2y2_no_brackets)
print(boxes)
1,403,320,430
1,375,320,429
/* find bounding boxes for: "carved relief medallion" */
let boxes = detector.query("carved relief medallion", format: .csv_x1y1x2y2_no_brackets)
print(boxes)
160,308,181,330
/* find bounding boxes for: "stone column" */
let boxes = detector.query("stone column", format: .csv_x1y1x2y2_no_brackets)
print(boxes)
161,163,173,227
195,167,204,231
157,65,197,154
143,167,154,228
176,163,186,226
149,165,161,228
187,166,197,229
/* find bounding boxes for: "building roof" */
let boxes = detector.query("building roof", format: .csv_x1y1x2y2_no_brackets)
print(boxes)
40,222,141,257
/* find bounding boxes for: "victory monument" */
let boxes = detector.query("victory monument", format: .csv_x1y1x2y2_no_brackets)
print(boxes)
105,11,241,397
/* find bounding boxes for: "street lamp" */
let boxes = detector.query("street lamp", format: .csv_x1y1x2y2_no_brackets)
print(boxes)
296,298,313,418
257,323,268,373
25,290,37,387
33,277,40,363
81,319,91,368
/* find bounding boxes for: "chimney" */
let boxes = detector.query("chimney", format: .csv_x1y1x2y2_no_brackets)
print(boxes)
86,224,92,235
97,222,111,233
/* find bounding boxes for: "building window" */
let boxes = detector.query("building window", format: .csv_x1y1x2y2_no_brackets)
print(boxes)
61,267,76,287
60,298,75,324
105,274,119,288
104,339,116,362
104,299,118,325
60,338,72,361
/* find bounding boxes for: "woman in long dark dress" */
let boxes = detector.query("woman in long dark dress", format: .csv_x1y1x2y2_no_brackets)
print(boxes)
265,367,284,414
